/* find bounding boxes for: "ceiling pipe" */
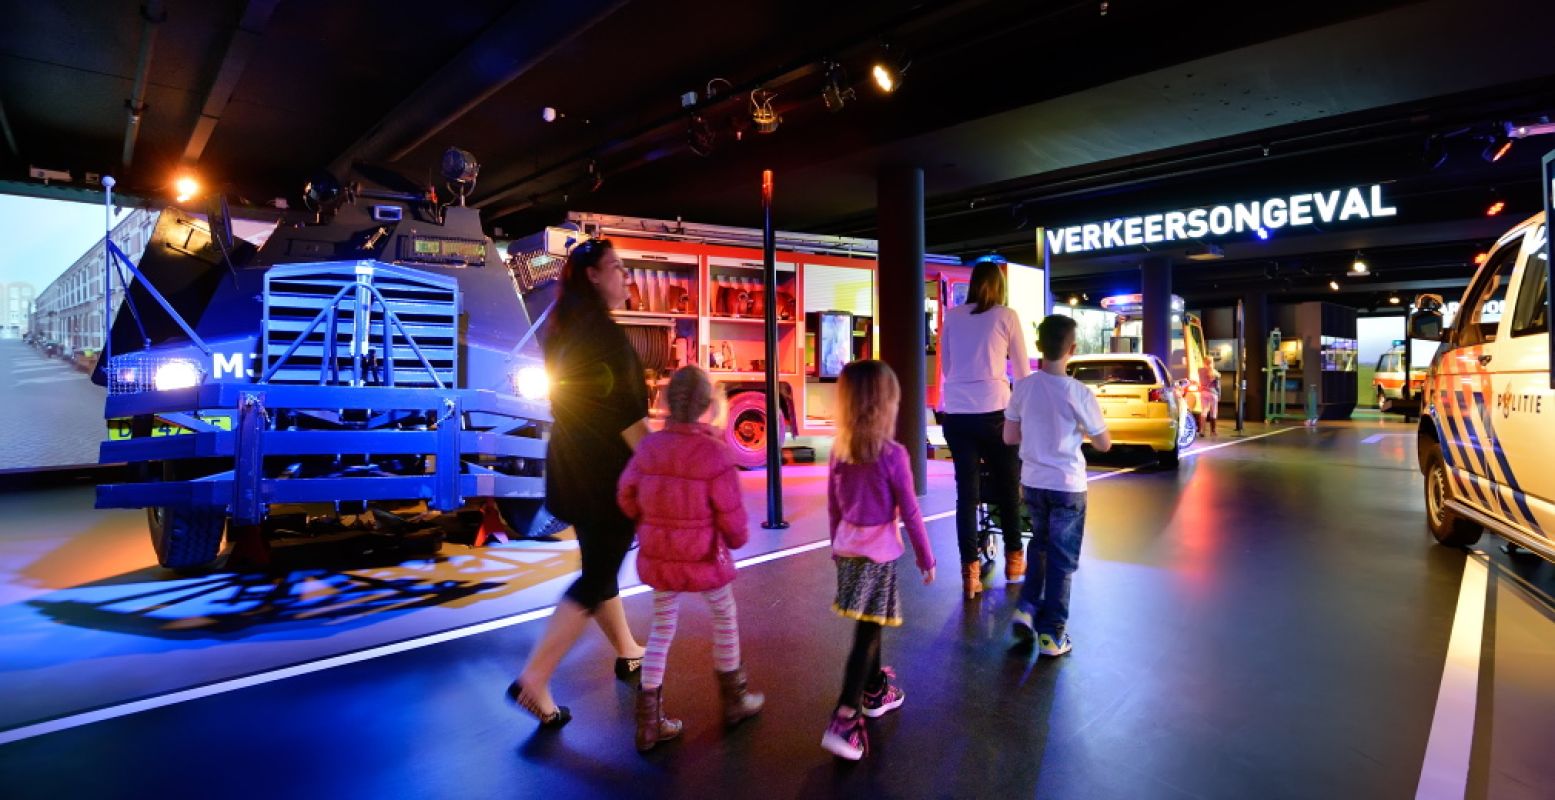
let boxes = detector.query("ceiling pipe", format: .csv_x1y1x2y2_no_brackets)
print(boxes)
121,0,167,169
328,0,631,178
182,0,281,164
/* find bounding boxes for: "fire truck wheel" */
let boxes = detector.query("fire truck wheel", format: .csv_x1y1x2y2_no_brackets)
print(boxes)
148,506,227,573
725,391,788,470
1421,441,1482,547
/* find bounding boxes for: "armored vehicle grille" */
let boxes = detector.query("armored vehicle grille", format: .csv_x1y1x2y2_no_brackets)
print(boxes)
262,262,460,388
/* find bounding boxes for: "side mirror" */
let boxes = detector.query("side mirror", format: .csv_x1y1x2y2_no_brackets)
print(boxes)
1407,309,1445,342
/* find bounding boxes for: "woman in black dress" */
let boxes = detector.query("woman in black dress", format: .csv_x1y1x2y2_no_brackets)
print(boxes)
509,238,649,727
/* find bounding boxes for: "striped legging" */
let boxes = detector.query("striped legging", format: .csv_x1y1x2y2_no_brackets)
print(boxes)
641,585,741,690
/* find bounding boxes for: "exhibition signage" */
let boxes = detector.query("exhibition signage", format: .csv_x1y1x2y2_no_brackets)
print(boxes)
1045,184,1398,255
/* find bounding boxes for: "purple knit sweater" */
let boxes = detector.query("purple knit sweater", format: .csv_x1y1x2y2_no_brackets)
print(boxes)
827,441,935,572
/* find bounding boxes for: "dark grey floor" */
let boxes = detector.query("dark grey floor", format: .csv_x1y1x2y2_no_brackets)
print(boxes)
1,423,1551,799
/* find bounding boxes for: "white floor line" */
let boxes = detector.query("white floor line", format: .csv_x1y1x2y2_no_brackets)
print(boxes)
1415,555,1489,800
0,423,1294,747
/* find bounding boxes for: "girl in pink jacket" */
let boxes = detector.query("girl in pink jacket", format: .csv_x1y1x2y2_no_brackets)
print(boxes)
617,366,763,752
821,360,936,762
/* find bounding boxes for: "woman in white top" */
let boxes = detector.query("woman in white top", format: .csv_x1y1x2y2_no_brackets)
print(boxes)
939,261,1031,600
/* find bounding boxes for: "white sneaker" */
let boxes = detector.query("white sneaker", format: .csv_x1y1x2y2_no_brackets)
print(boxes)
1038,632,1073,657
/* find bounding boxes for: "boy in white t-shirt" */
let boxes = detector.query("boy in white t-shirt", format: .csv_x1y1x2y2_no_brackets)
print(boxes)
1002,315,1112,657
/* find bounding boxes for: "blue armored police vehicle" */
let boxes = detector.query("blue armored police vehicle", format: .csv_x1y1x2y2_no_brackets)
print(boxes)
93,155,561,570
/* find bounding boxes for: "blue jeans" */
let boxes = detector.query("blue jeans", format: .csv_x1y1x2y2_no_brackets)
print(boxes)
1018,487,1087,636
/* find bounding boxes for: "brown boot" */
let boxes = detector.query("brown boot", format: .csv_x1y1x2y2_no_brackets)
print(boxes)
635,685,683,752
962,561,983,600
715,666,765,727
1005,549,1027,583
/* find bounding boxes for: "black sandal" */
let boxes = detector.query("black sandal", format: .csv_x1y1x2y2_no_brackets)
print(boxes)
615,656,643,682
506,679,571,728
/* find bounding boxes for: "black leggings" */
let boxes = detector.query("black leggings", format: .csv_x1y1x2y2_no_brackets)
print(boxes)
837,621,886,711
943,411,1023,564
562,506,634,613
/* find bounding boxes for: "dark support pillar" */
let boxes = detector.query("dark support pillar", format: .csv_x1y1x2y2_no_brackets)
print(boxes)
1140,256,1172,365
1241,291,1268,423
878,164,927,493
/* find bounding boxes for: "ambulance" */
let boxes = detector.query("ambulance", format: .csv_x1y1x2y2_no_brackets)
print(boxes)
1411,212,1551,561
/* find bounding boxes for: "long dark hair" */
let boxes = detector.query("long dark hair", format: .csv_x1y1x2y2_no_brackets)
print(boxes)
549,237,615,334
967,260,1005,314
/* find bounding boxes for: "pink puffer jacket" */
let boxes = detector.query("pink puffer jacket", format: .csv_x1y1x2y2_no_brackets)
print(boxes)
618,422,749,592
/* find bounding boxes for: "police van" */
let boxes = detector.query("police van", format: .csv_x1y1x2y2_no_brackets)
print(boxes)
1411,210,1551,560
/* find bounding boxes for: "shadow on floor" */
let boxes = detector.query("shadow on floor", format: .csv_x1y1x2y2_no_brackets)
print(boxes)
23,532,581,642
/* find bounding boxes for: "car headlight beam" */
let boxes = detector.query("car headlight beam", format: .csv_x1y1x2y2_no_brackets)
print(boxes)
514,366,549,400
153,360,202,392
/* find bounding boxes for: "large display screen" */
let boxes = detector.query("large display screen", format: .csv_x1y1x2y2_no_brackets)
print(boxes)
0,193,274,472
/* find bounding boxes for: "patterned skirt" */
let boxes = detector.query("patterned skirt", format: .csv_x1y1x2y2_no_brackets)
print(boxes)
832,557,902,627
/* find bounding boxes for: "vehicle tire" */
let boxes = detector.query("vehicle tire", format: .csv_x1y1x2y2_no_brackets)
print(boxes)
1421,441,1482,547
725,391,787,470
1377,390,1391,412
497,499,568,539
148,506,227,572
1157,444,1180,470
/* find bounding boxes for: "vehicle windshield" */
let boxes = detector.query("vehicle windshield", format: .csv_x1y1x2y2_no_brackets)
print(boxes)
1068,360,1157,385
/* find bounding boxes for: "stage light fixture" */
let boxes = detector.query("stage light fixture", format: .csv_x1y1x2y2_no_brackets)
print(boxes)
1068,295,1080,306
173,174,199,203
542,107,560,122
1349,254,1368,275
1389,295,1401,304
1488,139,1512,161
688,114,717,157
821,61,856,113
1473,251,1488,265
1486,200,1505,216
750,89,780,134
1256,226,1270,241
1329,280,1340,292
870,44,908,94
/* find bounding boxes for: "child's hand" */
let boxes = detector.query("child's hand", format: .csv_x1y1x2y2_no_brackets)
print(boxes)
921,566,935,585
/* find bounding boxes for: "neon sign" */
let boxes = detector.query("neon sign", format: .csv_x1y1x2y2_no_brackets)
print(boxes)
1046,184,1397,255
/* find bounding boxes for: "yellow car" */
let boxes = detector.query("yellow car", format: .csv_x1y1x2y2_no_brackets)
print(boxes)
1067,353,1195,468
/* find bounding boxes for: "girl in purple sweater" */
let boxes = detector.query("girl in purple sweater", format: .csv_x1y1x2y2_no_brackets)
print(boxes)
821,360,936,761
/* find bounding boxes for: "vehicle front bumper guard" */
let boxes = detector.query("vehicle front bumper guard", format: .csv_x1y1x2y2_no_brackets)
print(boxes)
97,383,549,526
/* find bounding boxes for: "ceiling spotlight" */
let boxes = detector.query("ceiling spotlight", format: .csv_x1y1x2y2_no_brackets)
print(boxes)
871,44,908,94
173,173,200,203
1349,254,1368,275
1256,226,1270,241
541,107,561,123
1486,200,1505,216
1329,280,1341,291
750,89,780,134
1485,139,1512,162
688,114,717,157
1068,295,1080,306
1389,294,1401,304
821,61,856,113
1473,251,1488,265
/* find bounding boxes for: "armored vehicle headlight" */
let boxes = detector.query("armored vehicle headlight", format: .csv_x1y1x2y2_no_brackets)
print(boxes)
513,366,549,400
153,360,202,392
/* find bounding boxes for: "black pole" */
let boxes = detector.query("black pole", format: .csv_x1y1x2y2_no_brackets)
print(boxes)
760,170,787,529
1235,298,1245,432
878,165,928,492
